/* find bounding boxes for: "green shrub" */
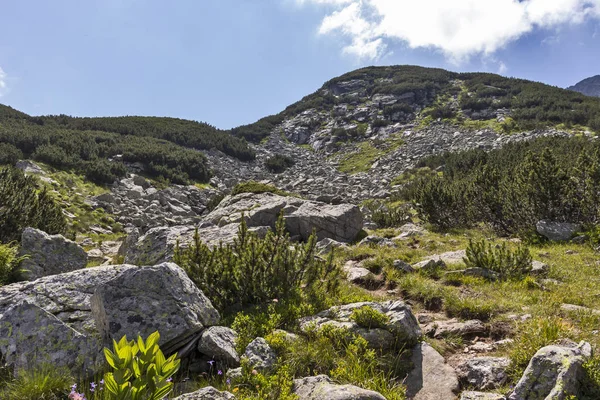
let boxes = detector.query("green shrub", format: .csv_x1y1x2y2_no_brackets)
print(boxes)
408,139,600,236
231,181,292,197
0,242,25,286
175,215,340,313
350,306,390,329
102,331,180,400
364,200,412,228
464,239,532,280
0,167,67,242
264,155,295,173
0,143,23,166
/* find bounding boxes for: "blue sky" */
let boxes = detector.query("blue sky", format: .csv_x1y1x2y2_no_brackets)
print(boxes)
1,0,599,129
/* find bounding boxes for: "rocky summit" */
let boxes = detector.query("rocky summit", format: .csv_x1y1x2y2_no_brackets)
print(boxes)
1,65,600,399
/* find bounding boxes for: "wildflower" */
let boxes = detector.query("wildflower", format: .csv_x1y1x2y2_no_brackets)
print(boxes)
207,360,215,366
71,383,77,392
226,378,231,385
90,382,97,392
233,388,239,393
272,298,279,303
251,369,258,375
166,377,173,382
99,379,104,385
218,369,223,375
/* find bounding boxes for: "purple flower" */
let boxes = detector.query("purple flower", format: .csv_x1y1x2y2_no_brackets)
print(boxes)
90,382,97,389
226,378,231,385
99,379,104,385
166,377,173,382
218,369,223,375
207,360,215,366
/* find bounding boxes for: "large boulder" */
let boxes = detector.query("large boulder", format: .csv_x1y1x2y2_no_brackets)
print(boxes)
456,357,510,390
0,262,220,376
292,375,386,400
536,220,581,242
172,386,235,400
298,301,421,350
206,192,363,243
508,340,592,400
19,227,88,280
405,342,459,400
123,224,241,265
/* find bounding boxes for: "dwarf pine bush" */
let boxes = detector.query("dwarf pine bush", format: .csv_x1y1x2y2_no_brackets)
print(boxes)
175,214,340,313
0,167,66,242
464,239,532,280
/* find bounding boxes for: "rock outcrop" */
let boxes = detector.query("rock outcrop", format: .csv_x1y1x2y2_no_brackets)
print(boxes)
244,337,277,371
508,340,592,400
19,227,88,280
292,375,386,400
298,301,421,349
0,262,220,376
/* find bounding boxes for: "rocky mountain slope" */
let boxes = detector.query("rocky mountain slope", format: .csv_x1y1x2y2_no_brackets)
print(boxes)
568,74,600,97
1,65,600,399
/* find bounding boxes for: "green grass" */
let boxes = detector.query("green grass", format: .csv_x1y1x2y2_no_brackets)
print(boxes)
337,135,405,175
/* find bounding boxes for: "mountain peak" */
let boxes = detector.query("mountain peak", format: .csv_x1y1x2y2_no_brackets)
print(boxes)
567,75,600,97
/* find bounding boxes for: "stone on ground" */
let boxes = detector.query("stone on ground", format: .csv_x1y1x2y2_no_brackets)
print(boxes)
536,220,581,242
292,375,386,400
456,357,510,390
172,386,235,400
244,337,277,370
405,342,459,400
460,392,506,400
197,326,240,367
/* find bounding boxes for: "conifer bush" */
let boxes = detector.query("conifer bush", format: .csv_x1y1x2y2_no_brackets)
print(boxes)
0,167,67,242
464,239,532,280
264,154,295,173
175,214,340,313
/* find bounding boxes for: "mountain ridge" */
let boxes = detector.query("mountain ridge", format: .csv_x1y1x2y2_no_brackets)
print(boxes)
567,74,600,97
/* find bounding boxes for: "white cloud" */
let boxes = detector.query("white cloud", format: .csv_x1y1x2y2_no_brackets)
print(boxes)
0,67,7,97
297,0,600,62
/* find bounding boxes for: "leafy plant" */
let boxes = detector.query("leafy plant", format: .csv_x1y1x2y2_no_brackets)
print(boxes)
175,214,340,313
464,239,532,280
364,200,412,228
350,306,390,329
102,331,180,400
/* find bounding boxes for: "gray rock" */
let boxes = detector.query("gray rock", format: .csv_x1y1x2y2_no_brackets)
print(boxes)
298,301,421,349
16,160,45,174
0,262,219,376
393,259,415,273
460,392,505,400
342,261,373,284
405,342,459,400
456,357,510,390
531,260,549,275
225,367,243,381
412,259,447,272
560,303,600,315
206,192,363,243
124,223,243,265
508,341,592,400
536,220,581,242
244,337,277,370
292,375,386,400
172,386,235,400
316,238,347,255
198,327,240,367
429,319,487,339
19,227,88,280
